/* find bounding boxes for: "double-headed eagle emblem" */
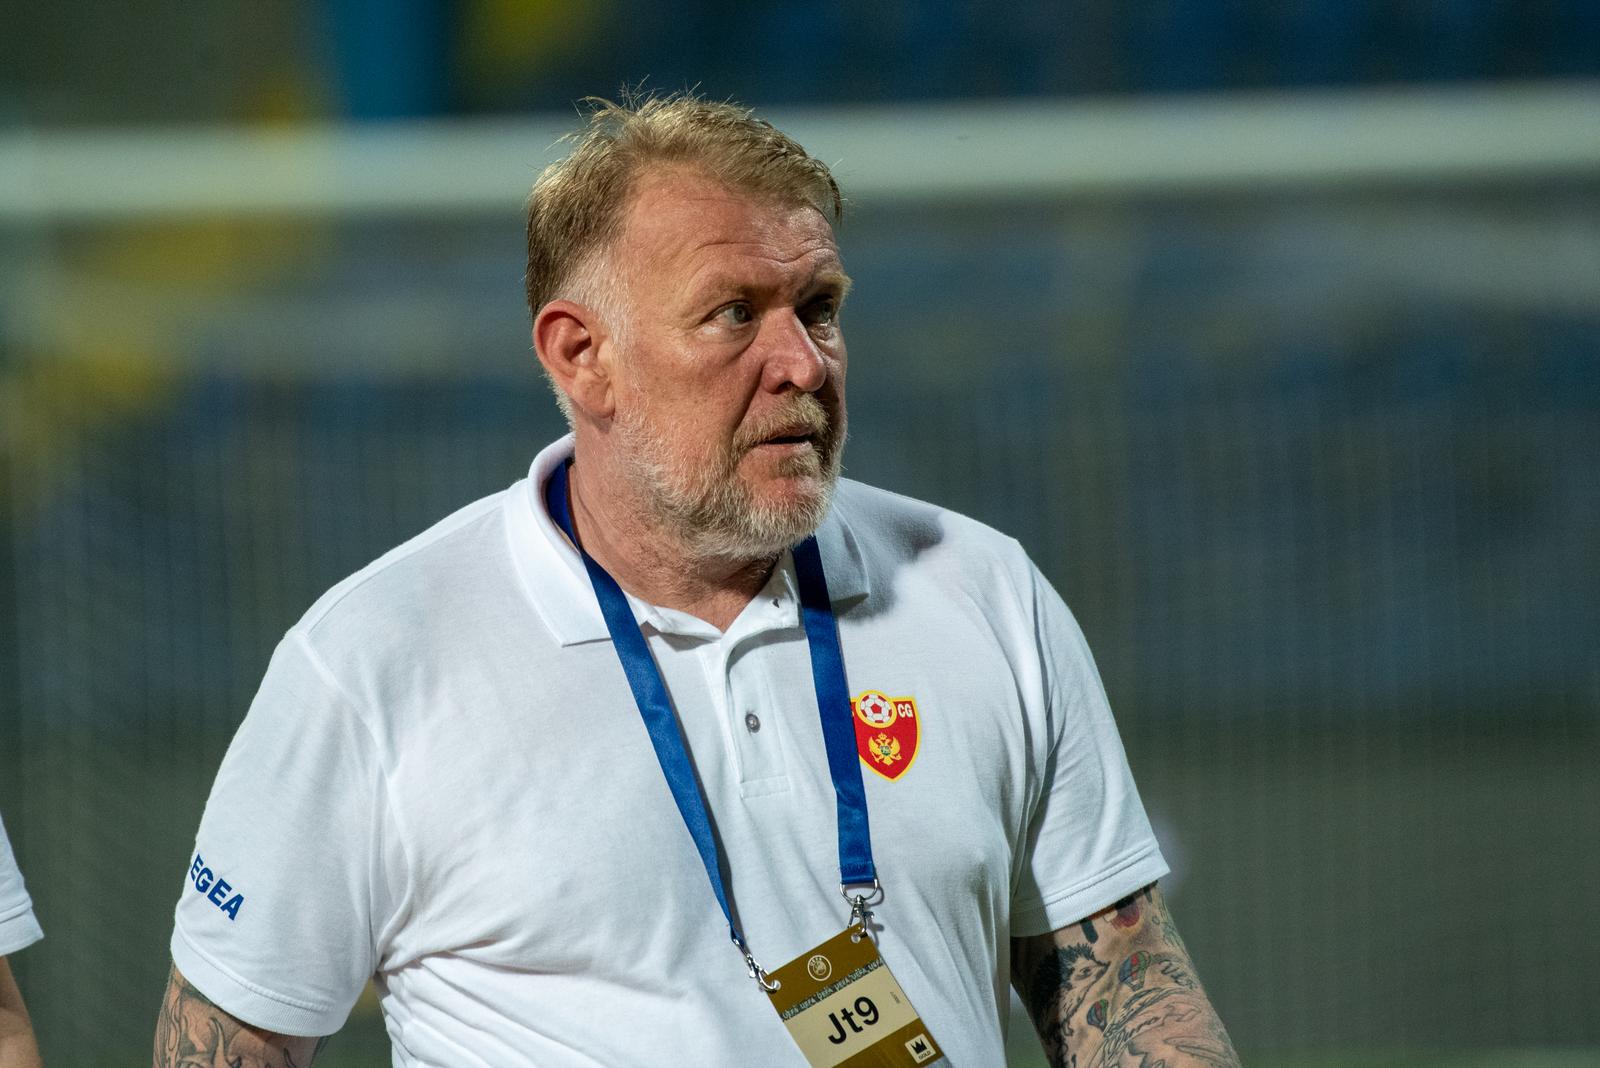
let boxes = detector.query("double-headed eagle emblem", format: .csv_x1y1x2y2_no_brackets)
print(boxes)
851,691,921,780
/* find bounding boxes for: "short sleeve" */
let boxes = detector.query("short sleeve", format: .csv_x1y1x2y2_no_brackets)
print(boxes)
170,630,401,1036
0,810,44,956
1010,563,1169,937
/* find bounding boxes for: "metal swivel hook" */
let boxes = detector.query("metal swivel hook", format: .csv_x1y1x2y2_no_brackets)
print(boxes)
744,947,781,992
841,879,882,942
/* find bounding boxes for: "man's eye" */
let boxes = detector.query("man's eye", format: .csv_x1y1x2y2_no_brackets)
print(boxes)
718,303,753,325
805,299,837,326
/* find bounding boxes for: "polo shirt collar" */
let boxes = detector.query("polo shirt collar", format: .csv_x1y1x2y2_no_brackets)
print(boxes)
507,435,870,647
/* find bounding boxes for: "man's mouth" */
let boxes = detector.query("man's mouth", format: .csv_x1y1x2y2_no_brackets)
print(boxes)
752,423,825,450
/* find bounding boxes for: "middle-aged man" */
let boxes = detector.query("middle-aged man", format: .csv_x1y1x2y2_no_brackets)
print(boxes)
159,94,1239,1067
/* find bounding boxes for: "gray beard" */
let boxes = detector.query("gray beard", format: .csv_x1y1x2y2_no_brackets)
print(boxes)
615,400,846,563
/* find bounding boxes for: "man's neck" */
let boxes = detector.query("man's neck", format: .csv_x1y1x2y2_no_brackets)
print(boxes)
564,458,775,632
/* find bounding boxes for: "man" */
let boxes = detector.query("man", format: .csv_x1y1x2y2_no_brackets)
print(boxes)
158,94,1238,1067
1,812,44,1068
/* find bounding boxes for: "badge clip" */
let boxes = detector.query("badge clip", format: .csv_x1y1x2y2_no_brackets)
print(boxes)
738,936,781,992
841,878,882,943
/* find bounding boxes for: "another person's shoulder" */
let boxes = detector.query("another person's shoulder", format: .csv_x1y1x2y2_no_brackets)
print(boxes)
0,812,43,958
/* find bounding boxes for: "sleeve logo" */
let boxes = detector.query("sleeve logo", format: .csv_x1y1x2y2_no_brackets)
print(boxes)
188,853,245,921
851,691,922,781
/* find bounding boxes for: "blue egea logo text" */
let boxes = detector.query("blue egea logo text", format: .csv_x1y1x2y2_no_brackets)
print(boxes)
189,853,244,921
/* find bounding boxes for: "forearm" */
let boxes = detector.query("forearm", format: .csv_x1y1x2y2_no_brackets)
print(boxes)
0,956,43,1068
1012,884,1240,1068
154,964,325,1068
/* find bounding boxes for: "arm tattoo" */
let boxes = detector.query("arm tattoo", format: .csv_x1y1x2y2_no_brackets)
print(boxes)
1012,884,1240,1068
1022,942,1110,1054
154,965,325,1068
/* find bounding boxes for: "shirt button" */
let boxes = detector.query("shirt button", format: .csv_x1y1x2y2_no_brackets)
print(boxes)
744,712,761,734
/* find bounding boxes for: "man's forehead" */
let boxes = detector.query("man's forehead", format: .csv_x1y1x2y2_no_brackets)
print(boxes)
617,168,840,267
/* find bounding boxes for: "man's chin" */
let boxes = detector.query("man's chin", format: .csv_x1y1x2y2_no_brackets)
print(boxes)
751,468,836,514
742,441,827,478
686,477,833,560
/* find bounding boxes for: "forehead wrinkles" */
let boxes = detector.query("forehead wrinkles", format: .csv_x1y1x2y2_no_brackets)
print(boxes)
681,236,842,303
614,173,839,301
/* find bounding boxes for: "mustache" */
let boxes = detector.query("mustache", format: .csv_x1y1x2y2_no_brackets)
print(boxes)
733,395,837,452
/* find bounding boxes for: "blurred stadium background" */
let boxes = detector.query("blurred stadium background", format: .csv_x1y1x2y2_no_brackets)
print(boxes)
2,2,1598,1065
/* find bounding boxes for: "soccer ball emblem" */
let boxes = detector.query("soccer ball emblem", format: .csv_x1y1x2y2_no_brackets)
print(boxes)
856,692,895,728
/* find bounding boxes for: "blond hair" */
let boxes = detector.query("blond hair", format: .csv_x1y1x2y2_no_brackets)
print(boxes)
524,91,844,321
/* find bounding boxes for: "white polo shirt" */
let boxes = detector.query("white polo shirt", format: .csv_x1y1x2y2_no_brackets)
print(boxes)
0,811,43,957
172,435,1166,1066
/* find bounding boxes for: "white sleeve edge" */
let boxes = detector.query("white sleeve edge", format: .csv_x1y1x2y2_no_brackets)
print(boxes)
1011,843,1171,938
170,924,350,1038
0,910,43,957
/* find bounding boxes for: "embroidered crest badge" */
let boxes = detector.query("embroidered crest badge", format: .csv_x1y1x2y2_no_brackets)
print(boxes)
851,690,921,781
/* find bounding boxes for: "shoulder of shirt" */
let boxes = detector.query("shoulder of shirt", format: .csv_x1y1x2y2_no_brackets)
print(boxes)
292,485,515,641
832,476,1035,580
832,479,1030,565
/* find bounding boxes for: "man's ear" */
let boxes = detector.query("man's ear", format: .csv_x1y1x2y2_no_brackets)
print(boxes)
533,300,616,421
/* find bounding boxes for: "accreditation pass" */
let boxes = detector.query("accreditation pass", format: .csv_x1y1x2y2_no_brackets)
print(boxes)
765,927,943,1067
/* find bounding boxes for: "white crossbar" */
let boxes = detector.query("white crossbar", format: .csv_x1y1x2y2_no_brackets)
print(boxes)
1,81,1596,222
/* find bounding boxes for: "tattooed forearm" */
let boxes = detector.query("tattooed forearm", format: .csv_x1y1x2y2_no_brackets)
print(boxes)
1012,883,1240,1068
153,965,324,1068
1020,938,1110,1056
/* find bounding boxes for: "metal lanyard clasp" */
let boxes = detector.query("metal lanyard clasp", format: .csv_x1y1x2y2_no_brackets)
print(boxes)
736,932,781,992
842,878,883,943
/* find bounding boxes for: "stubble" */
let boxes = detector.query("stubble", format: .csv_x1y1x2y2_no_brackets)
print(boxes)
614,392,846,562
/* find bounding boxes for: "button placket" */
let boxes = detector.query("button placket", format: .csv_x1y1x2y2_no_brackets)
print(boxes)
692,640,748,783
716,568,798,793
724,642,794,791
724,646,758,766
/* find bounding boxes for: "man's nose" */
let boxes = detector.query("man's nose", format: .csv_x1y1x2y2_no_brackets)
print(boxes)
759,310,829,394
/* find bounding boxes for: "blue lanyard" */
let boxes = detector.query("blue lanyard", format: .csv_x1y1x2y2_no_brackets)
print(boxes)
544,462,877,979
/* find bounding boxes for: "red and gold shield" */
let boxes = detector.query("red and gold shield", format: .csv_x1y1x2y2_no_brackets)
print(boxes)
852,690,921,781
